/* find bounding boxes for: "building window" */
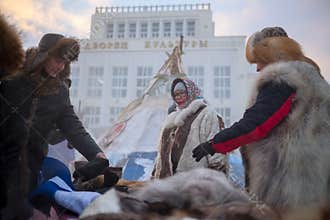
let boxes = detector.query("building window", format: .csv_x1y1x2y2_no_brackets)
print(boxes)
136,66,153,97
140,22,148,38
214,66,231,100
109,106,124,123
70,66,79,97
175,20,183,37
106,23,114,38
117,23,125,38
83,106,100,127
163,21,171,37
216,107,231,127
129,23,136,38
87,66,103,97
186,20,195,37
187,66,204,92
112,66,128,98
152,22,159,38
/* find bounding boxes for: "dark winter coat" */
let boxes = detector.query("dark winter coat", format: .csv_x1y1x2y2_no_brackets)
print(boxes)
0,72,103,190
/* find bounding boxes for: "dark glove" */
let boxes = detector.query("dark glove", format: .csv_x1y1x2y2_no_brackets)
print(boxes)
73,157,109,181
192,140,216,162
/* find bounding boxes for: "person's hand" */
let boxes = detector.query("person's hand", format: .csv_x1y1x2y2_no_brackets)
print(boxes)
73,157,109,181
192,141,216,162
95,152,107,160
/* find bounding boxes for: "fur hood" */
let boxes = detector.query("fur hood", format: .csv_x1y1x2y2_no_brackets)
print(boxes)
164,99,206,129
0,14,25,77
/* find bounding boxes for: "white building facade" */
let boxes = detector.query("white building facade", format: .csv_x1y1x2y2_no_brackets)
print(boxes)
71,3,256,137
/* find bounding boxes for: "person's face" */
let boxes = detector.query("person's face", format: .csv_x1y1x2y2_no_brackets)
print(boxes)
256,62,267,72
44,56,67,78
174,89,188,107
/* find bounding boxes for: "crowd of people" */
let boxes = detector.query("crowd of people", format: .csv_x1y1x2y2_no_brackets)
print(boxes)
0,13,330,219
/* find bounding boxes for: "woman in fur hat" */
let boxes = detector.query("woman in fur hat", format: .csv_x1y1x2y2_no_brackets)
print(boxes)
192,27,330,210
152,78,227,179
0,33,109,218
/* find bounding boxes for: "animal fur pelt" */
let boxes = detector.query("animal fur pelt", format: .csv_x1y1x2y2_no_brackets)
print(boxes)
80,169,250,219
203,201,280,220
241,61,330,210
79,204,330,220
134,168,249,210
0,14,24,77
282,205,330,220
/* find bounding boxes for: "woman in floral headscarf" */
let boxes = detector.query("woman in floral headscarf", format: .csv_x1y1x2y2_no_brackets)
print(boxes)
152,78,227,179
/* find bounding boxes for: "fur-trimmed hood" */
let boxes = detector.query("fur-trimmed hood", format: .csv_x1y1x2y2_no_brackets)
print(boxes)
0,14,25,77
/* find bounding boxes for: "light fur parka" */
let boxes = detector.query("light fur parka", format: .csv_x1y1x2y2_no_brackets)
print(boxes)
153,99,226,178
241,60,330,209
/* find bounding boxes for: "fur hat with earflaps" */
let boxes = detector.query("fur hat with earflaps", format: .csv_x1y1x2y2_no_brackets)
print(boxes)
246,26,321,74
24,33,80,79
22,33,80,96
0,14,25,78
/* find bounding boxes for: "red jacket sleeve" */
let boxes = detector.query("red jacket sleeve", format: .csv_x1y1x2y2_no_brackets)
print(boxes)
212,82,296,154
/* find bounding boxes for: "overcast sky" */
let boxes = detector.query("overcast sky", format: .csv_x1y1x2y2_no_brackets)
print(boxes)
1,0,329,81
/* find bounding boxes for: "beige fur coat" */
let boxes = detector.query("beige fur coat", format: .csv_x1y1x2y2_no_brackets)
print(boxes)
153,99,227,178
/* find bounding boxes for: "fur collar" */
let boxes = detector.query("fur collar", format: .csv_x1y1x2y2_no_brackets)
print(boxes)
164,99,206,129
248,61,329,108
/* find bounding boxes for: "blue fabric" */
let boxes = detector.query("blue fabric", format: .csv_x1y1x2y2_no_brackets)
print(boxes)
30,180,61,199
30,157,73,200
41,157,73,188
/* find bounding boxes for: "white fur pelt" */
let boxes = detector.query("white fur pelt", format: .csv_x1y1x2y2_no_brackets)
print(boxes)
153,99,226,178
134,168,249,210
242,61,330,210
80,169,250,218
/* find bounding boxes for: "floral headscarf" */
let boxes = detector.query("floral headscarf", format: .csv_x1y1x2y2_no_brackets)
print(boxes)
171,78,202,109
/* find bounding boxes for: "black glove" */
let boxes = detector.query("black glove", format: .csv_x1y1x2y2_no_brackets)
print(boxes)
73,157,109,181
192,140,215,162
